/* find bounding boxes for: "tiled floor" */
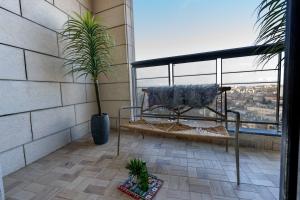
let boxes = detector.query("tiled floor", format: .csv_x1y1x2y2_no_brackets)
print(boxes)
4,131,280,200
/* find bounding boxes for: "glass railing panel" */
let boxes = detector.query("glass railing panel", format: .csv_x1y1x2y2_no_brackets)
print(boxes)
174,74,216,85
222,70,278,84
174,60,216,76
136,65,168,79
222,55,278,72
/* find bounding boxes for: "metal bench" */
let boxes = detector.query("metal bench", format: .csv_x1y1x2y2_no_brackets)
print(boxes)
117,86,241,184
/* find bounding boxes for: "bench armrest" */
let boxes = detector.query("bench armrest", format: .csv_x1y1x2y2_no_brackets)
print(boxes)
117,106,141,156
227,109,241,185
118,106,142,125
227,110,241,138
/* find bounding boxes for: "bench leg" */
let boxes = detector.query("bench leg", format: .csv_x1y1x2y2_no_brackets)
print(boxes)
225,139,228,152
235,137,240,185
117,127,121,156
137,129,144,139
117,110,121,156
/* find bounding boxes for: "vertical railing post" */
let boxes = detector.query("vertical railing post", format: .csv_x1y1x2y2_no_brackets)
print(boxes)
172,63,175,86
220,58,224,121
168,64,171,86
225,90,228,129
276,52,282,133
216,58,218,119
215,59,218,85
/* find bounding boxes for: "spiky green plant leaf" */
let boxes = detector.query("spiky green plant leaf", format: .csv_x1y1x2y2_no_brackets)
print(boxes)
126,158,149,192
60,12,113,114
126,158,146,177
138,167,149,192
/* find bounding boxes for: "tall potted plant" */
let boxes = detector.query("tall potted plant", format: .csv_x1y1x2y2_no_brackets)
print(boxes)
61,12,113,145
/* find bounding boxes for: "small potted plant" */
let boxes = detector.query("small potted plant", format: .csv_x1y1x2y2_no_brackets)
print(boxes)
119,158,163,199
61,12,113,145
126,158,149,192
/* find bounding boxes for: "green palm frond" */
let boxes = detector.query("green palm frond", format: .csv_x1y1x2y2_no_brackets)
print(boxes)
60,12,114,115
255,0,286,66
61,12,113,82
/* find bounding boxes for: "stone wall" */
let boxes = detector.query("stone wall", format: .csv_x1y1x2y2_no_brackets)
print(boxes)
93,0,135,128
0,0,97,176
0,0,134,176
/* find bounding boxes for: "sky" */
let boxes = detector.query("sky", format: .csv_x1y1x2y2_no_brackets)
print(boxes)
133,0,262,60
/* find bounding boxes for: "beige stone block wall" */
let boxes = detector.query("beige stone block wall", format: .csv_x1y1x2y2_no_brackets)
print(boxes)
0,0,135,177
93,0,135,128
0,0,94,176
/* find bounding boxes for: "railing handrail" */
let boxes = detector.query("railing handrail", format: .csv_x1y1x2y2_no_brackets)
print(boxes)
131,44,281,68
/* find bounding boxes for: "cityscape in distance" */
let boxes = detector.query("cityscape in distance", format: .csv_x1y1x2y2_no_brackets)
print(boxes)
136,84,282,132
226,84,282,131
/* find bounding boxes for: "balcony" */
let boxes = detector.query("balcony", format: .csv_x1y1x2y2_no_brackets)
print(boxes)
2,45,282,200
131,45,282,151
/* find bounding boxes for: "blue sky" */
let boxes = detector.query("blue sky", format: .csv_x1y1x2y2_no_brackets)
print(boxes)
133,0,262,60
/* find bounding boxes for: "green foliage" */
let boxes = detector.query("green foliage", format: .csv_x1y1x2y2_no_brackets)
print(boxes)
126,159,149,192
60,12,113,114
138,167,149,192
255,0,286,66
126,158,146,177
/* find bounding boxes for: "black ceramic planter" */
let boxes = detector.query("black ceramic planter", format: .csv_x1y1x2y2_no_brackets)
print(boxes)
91,113,109,145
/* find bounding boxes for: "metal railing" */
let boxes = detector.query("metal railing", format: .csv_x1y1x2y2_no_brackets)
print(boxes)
131,45,283,135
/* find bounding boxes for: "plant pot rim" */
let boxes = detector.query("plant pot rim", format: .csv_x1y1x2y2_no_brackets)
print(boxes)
92,113,109,117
